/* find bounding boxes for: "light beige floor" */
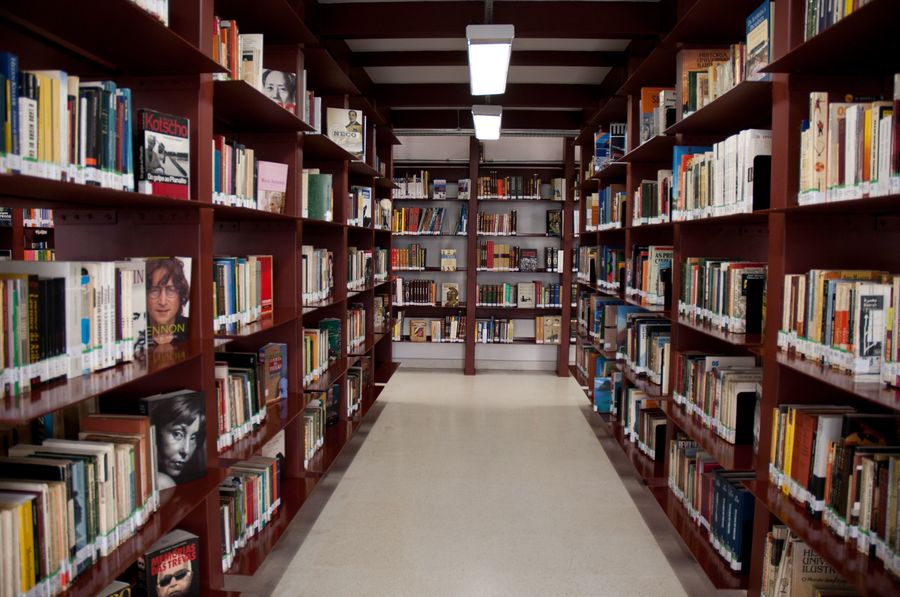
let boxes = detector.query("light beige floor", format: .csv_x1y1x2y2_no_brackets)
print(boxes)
261,370,692,597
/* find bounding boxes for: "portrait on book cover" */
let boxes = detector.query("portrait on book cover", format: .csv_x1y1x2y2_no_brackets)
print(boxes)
146,257,191,346
147,393,207,491
262,69,297,114
147,535,200,597
326,107,364,159
144,132,189,183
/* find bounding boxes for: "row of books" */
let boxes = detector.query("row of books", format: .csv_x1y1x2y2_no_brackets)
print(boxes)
804,0,875,41
618,388,666,461
393,278,438,306
475,282,563,309
632,172,672,226
668,437,755,572
346,246,373,291
392,244,427,270
22,208,54,229
584,185,626,231
476,243,535,272
590,123,626,173
639,86,677,145
475,317,514,344
671,353,761,447
375,197,391,231
761,527,857,597
215,346,286,453
347,305,365,351
777,269,898,381
373,248,388,283
302,395,326,466
670,131,773,221
534,315,563,345
348,186,373,228
211,137,289,213
768,406,900,575
391,207,450,235
394,313,467,343
212,254,274,334
301,169,333,221
679,258,767,335
577,245,625,292
475,211,517,236
0,258,192,399
300,245,333,304
798,83,900,206
303,318,340,384
219,456,281,573
576,292,643,351
626,245,673,306
391,173,470,201
475,174,565,201
623,313,671,391
374,295,390,334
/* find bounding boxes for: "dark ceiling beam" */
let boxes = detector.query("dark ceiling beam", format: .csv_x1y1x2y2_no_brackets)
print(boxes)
390,109,583,130
316,2,660,39
351,51,627,68
374,83,598,109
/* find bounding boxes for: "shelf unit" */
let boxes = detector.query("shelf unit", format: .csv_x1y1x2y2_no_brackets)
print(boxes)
391,139,575,376
0,1,398,593
573,1,900,595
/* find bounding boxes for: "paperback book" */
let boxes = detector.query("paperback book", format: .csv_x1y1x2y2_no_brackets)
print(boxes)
136,109,190,200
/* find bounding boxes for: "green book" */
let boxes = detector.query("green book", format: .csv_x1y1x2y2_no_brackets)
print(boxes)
307,173,333,221
318,318,342,362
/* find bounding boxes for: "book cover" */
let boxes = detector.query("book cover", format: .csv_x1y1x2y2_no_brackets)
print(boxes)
441,283,460,307
145,256,192,346
238,34,264,90
318,318,342,363
546,210,562,236
256,160,289,214
410,319,427,342
440,248,457,271
140,391,207,489
261,69,297,114
258,342,288,405
138,529,200,597
676,47,731,117
517,283,535,308
518,249,538,272
326,107,364,160
746,2,773,81
136,109,190,200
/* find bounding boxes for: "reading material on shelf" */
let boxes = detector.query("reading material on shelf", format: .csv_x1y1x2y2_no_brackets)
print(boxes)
346,358,369,416
261,69,297,114
577,245,625,292
476,173,552,200
761,526,854,597
219,456,281,573
213,254,274,333
478,241,519,271
675,47,733,120
639,86,676,144
778,269,891,379
326,107,365,161
585,185,626,231
374,295,389,334
591,123,627,173
375,197,392,231
302,169,334,221
671,353,761,445
392,206,447,235
797,82,900,206
441,283,460,307
300,245,334,304
214,353,268,452
301,70,323,132
348,185,373,227
476,211,517,236
303,395,326,466
302,326,329,385
546,209,562,237
347,304,366,350
137,109,190,200
456,203,468,235
346,246,373,291
392,244,426,270
679,258,767,334
475,317,514,343
394,313,466,343
535,315,562,344
258,342,288,406
138,529,200,597
668,436,755,572
627,245,673,306
631,170,672,226
617,388,665,461
623,312,671,390
477,282,561,308
131,0,169,25
803,0,876,41
374,247,388,283
440,248,457,272
138,390,208,488
393,278,437,306
745,2,772,82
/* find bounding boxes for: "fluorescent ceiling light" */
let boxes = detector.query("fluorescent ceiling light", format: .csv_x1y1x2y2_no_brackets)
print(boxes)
472,105,503,140
466,24,514,96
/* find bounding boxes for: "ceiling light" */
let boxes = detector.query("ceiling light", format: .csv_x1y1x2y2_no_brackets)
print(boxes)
472,105,502,140
466,24,514,96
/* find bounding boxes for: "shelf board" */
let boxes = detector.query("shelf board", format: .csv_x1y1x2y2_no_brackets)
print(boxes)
624,296,670,315
304,357,356,393
306,419,362,475
475,306,563,318
630,220,675,232
582,96,629,135
375,361,400,384
676,316,763,348
763,0,900,75
663,0,768,46
776,351,900,411
374,331,389,347
393,233,468,238
476,233,562,239
664,81,772,136
67,468,226,595
0,341,205,424
619,135,677,164
674,209,770,227
305,46,360,96
303,134,356,161
777,192,900,216
617,45,676,97
348,160,382,178
394,267,468,273
661,400,755,471
593,161,628,181
392,303,468,312
649,485,749,590
214,310,297,340
391,197,467,202
347,284,375,299
218,393,306,463
214,0,316,44
213,204,299,222
213,80,314,132
0,173,203,210
0,0,227,75
348,336,376,357
600,413,665,484
477,198,563,203
374,177,398,189
745,479,900,596
301,295,344,316
225,476,318,576
476,269,563,275
622,365,668,398
475,337,559,346
301,217,343,229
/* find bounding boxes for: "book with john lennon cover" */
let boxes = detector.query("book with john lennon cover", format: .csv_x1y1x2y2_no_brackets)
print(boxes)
144,256,192,347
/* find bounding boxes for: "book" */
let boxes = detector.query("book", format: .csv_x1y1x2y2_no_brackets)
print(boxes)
518,249,538,272
517,282,535,308
137,529,200,597
256,160,289,214
304,169,333,221
326,107,364,160
145,256,192,346
440,248,457,271
139,391,207,489
409,319,427,342
441,282,460,307
261,69,296,114
96,580,133,597
258,342,288,405
136,109,190,200
546,210,562,236
745,2,773,81
238,34,264,90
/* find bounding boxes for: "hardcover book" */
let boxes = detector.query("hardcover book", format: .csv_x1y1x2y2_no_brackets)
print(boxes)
546,210,562,236
256,160,289,213
145,256,192,346
442,283,460,307
138,529,200,597
745,2,773,82
238,34,264,90
518,249,538,272
440,248,457,271
517,283,535,308
258,342,288,405
262,69,297,114
326,107,364,160
139,390,207,489
410,319,427,342
136,109,190,200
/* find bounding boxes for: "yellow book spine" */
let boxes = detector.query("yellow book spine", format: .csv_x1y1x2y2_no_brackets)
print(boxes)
863,107,872,182
49,76,59,165
20,500,36,592
782,407,796,493
4,80,10,153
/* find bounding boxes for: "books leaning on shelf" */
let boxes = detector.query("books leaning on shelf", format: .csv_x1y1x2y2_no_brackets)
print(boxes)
476,317,513,343
477,282,562,308
591,123,627,173
392,207,447,235
804,0,876,41
545,209,562,237
302,169,334,221
671,353,761,446
347,304,366,350
303,393,326,465
374,295,389,334
585,185,626,231
219,456,281,573
476,210,517,235
346,358,369,416
393,244,426,271
768,407,900,575
400,314,466,343
679,258,766,334
212,136,289,212
675,46,733,120
671,131,772,221
214,350,274,452
778,270,893,380
761,527,856,597
577,245,625,291
478,241,520,271
440,248,457,271
300,245,334,304
213,254,274,334
617,388,667,461
326,107,365,161
797,80,900,206
668,437,755,572
623,312,671,391
393,278,437,306
632,170,672,226
348,185,373,227
535,315,562,344
346,246,373,291
639,86,676,144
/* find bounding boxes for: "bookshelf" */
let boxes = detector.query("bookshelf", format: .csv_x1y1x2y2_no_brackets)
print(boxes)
0,1,397,593
575,0,900,595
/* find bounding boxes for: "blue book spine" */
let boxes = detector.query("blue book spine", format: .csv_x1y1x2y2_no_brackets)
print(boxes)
0,52,19,156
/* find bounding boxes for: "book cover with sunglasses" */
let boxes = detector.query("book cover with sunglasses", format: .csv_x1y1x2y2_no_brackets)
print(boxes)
138,528,200,596
144,256,192,347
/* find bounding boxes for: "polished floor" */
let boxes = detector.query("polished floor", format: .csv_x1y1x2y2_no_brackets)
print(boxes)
232,370,722,596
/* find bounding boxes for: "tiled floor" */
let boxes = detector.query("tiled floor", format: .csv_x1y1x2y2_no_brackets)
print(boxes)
231,370,722,596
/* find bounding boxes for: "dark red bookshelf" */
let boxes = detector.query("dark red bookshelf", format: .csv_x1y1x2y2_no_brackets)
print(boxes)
213,311,299,340
213,80,314,132
676,316,763,349
776,352,900,411
661,400,755,471
218,393,306,463
213,204,301,222
375,361,400,384
619,134,677,164
664,80,772,136
601,414,665,484
213,0,316,44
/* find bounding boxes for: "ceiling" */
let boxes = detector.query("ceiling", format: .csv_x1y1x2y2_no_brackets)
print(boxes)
306,0,668,134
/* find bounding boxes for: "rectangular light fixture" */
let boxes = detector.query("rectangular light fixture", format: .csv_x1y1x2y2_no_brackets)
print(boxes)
472,105,502,140
466,24,514,96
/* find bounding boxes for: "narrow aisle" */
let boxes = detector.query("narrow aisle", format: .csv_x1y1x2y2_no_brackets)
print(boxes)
260,371,696,596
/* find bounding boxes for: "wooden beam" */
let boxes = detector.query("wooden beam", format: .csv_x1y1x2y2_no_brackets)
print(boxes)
390,109,583,130
351,50,627,68
375,83,598,109
316,1,660,39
